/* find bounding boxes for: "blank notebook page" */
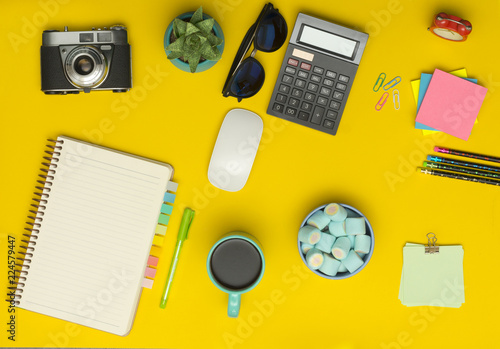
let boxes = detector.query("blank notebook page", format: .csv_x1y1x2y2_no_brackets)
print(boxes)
18,136,173,335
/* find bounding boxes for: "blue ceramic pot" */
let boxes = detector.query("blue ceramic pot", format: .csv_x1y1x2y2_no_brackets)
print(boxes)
164,12,225,73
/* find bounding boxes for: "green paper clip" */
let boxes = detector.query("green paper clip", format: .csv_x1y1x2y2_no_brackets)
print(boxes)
383,76,401,90
373,73,386,92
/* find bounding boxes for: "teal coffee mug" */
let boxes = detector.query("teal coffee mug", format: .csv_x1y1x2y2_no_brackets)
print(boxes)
207,232,265,318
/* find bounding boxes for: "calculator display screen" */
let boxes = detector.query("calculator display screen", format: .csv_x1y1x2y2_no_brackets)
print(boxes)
298,25,358,60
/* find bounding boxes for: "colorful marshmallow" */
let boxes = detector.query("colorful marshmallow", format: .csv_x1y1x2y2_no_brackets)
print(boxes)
348,235,355,248
301,243,315,254
346,217,366,235
329,221,347,237
337,262,348,273
306,248,324,270
343,249,364,273
331,236,351,260
319,253,341,276
298,225,321,244
355,235,371,254
307,210,331,230
315,233,336,253
324,203,348,222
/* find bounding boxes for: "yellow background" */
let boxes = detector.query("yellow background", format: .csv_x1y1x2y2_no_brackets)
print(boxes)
1,0,500,348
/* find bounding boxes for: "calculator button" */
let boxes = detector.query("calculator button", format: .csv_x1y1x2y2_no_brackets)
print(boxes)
288,98,299,107
320,87,332,97
310,75,321,83
275,93,287,103
323,78,334,87
285,107,297,117
282,75,294,84
300,62,312,71
311,106,325,124
307,83,319,92
295,79,306,88
323,119,335,129
333,91,344,100
285,66,296,74
287,58,299,67
298,71,309,79
330,101,340,110
326,70,337,79
298,111,310,121
273,103,284,113
279,84,291,94
304,93,315,101
317,96,327,105
335,82,347,91
326,110,338,119
291,88,303,98
339,74,350,83
313,66,324,75
301,101,312,111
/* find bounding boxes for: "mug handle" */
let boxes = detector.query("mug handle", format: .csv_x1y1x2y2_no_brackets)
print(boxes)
228,293,241,318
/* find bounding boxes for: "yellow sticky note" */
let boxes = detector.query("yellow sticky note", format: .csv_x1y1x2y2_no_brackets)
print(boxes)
153,235,165,247
155,224,168,236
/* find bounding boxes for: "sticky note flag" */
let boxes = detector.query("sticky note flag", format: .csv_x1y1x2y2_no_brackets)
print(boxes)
415,69,487,140
155,224,168,236
142,278,154,289
153,235,165,247
147,255,159,267
144,267,157,279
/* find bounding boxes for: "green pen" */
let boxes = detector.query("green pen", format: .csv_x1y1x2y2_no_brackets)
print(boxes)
160,207,195,308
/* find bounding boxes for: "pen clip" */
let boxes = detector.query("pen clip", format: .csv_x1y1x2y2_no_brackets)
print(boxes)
179,208,195,241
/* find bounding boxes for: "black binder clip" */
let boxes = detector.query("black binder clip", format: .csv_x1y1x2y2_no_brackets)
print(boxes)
425,232,439,254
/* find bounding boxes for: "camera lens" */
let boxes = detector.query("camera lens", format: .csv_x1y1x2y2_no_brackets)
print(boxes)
65,46,108,89
74,56,94,75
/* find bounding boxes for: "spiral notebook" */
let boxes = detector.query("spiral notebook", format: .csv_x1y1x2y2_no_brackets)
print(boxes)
15,136,174,336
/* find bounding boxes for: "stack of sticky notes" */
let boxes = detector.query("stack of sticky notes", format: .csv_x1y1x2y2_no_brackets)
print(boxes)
411,69,487,140
399,243,465,308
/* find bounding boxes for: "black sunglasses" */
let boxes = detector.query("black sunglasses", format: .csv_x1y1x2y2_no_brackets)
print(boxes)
222,3,288,101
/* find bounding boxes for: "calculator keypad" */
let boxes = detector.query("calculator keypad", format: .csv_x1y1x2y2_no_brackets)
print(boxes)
267,46,358,136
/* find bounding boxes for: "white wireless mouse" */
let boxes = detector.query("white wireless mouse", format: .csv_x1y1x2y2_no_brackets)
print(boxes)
208,109,263,192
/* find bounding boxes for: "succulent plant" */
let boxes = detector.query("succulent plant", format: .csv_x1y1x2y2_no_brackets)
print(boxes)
166,7,223,73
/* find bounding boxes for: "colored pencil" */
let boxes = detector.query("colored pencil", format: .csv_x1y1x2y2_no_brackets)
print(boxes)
427,155,500,173
418,167,500,186
435,146,500,164
423,161,500,180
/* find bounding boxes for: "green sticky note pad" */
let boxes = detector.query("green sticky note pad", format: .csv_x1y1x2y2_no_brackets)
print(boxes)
399,244,464,307
158,214,170,225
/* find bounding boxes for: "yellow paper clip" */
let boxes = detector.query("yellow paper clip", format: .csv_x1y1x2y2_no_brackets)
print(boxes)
393,89,400,110
375,92,389,111
383,76,401,90
373,73,386,92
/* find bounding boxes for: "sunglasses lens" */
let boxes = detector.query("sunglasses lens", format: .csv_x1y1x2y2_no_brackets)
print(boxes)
230,58,265,98
255,10,287,52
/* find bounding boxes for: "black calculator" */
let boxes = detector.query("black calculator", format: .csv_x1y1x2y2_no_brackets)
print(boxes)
267,13,368,136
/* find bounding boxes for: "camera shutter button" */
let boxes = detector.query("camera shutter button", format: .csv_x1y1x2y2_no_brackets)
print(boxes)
100,45,112,51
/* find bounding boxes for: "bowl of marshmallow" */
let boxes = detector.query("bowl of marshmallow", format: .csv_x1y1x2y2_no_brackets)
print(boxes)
298,203,374,279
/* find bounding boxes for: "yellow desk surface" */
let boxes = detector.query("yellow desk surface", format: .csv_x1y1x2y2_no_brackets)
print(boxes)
1,0,500,348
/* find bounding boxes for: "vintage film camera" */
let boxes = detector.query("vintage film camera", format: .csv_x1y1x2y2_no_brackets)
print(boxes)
41,25,132,94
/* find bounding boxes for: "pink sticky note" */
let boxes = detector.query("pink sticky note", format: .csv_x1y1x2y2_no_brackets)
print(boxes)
142,278,154,289
144,267,157,279
415,69,487,140
148,255,159,267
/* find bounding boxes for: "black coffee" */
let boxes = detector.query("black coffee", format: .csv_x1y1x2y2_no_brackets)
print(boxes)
210,238,262,291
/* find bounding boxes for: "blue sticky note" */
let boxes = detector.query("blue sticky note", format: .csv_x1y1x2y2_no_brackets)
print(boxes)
163,192,176,204
415,73,478,130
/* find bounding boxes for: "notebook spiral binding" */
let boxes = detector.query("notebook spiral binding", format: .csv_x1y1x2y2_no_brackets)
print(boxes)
11,138,64,305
